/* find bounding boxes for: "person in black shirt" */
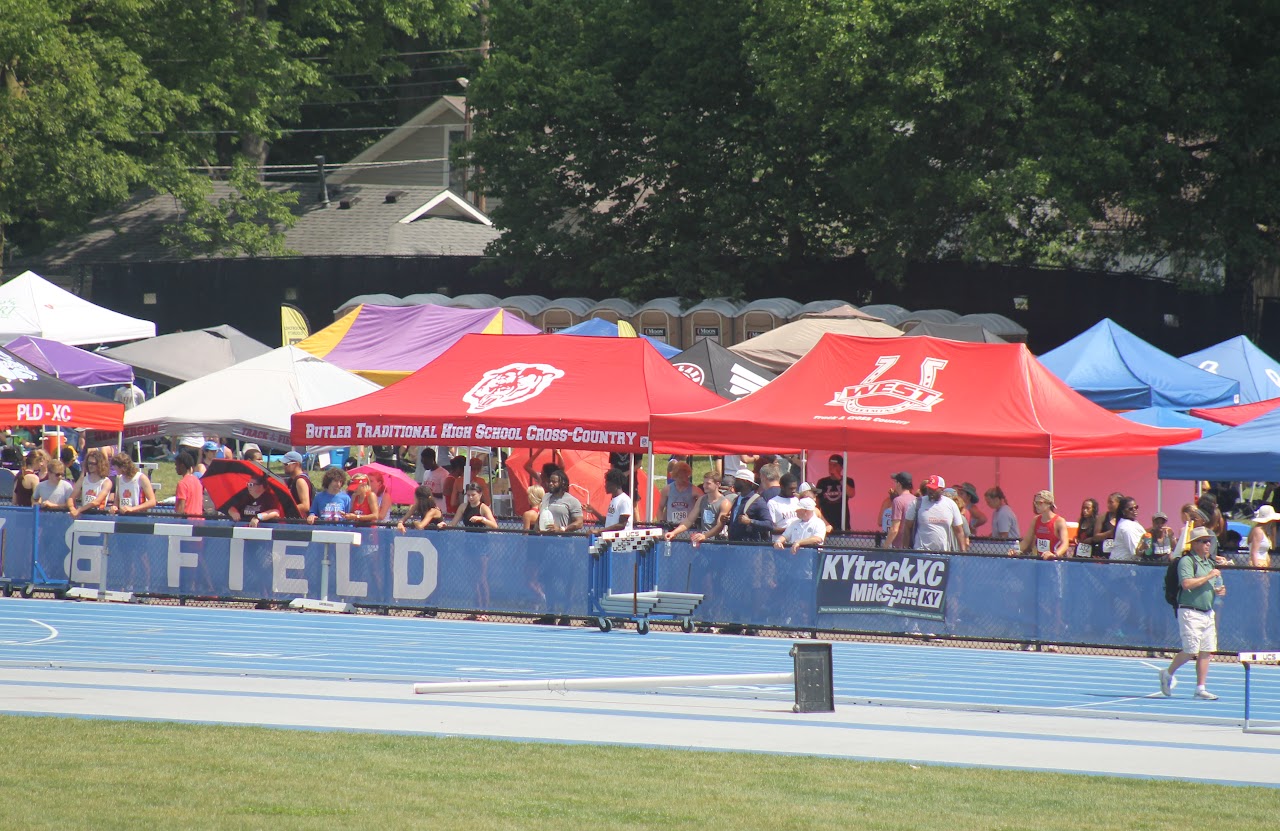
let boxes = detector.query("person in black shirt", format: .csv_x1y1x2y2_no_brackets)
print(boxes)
815,454,856,530
226,475,283,527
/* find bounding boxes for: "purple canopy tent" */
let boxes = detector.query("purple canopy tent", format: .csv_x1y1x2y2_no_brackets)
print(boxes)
4,336,134,389
296,304,540,385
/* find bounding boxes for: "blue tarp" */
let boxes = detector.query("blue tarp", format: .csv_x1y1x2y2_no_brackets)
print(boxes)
1180,335,1280,404
1158,406,1280,480
1039,319,1239,409
555,317,682,358
1118,406,1227,437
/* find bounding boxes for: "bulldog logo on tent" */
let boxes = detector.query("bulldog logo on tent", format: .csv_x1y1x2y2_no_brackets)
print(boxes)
463,363,566,413
827,355,948,417
672,362,705,386
0,353,39,386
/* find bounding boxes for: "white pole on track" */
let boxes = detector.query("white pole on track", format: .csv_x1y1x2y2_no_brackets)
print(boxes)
414,671,795,695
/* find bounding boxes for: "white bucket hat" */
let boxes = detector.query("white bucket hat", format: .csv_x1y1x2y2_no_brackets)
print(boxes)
1253,504,1280,524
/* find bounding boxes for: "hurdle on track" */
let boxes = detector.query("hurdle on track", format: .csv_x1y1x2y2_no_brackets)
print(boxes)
1240,651,1280,734
66,520,362,611
415,641,836,713
413,672,795,695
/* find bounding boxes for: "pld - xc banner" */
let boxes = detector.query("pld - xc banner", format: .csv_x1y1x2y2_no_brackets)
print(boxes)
816,550,950,620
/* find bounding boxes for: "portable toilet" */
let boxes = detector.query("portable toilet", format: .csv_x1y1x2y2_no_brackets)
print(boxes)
682,298,741,346
735,297,801,343
634,297,685,348
500,295,551,323
537,297,595,332
587,298,638,325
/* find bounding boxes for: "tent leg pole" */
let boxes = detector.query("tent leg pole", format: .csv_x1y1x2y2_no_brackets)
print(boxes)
841,451,848,531
1048,456,1055,496
648,453,656,524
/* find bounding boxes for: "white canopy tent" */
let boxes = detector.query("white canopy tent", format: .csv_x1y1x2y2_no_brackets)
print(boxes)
0,271,155,345
116,346,379,449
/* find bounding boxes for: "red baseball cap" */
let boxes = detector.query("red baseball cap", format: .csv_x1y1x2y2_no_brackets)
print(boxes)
924,474,945,490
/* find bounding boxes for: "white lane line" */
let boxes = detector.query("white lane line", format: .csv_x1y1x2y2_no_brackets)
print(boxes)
0,619,59,646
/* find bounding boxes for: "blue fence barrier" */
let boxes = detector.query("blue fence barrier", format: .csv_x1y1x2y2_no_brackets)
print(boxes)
2,506,1276,650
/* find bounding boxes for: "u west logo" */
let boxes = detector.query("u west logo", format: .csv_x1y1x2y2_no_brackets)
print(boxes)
827,356,948,416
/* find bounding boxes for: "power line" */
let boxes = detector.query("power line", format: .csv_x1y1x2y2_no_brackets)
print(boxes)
190,157,450,172
174,123,466,135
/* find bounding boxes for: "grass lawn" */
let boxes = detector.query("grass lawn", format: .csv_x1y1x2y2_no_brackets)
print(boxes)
0,716,1275,830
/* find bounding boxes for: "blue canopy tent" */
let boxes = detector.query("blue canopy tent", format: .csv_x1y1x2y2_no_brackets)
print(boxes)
1158,407,1280,480
1180,335,1280,404
1119,407,1228,438
555,317,682,358
1040,319,1239,410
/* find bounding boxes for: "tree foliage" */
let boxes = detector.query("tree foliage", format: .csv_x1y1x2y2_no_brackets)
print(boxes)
469,0,1280,302
0,0,472,263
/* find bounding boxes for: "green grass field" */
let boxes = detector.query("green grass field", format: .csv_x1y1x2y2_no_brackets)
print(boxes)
0,716,1275,830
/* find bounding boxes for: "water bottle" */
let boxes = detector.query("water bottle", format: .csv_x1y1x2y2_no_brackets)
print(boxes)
1211,572,1224,609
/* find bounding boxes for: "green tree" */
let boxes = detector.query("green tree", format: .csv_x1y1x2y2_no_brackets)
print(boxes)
471,0,1280,323
470,0,821,298
0,0,473,263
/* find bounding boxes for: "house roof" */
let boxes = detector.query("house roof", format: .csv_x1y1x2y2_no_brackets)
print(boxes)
16,183,499,272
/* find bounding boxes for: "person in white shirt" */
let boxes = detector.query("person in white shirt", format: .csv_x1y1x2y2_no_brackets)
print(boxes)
1111,496,1146,561
602,468,634,531
775,497,827,554
768,473,800,534
902,474,967,552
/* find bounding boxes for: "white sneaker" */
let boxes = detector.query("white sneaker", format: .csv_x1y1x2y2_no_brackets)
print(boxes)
1158,669,1173,697
1194,689,1219,701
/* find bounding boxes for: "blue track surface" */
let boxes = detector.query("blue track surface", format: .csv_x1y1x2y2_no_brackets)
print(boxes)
0,598,1275,726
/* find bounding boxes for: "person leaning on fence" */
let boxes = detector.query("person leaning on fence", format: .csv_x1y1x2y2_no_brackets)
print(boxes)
397,484,442,532
109,452,157,515
667,472,733,544
67,447,113,518
1009,490,1069,559
33,459,73,509
1160,526,1226,700
226,473,283,527
447,482,498,530
902,474,967,552
774,497,827,555
307,466,352,525
798,481,834,535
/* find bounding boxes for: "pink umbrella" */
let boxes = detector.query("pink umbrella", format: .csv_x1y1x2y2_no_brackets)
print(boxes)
346,463,418,505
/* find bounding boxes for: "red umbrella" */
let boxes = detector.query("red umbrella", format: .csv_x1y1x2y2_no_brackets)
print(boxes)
201,458,302,519
346,462,418,505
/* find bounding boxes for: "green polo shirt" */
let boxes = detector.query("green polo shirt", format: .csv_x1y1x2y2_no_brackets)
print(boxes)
1177,553,1215,611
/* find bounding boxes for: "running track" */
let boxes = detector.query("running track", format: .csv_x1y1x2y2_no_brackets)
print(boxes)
0,598,1276,787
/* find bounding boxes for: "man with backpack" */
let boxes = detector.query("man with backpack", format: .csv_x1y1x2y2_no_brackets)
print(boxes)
1160,527,1227,700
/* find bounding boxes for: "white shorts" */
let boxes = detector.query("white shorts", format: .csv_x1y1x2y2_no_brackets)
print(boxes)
1177,607,1217,654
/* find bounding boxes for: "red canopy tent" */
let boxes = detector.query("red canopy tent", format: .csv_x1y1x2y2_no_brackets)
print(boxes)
0,346,125,432
653,334,1199,457
652,335,1201,528
1189,398,1280,428
291,334,726,451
